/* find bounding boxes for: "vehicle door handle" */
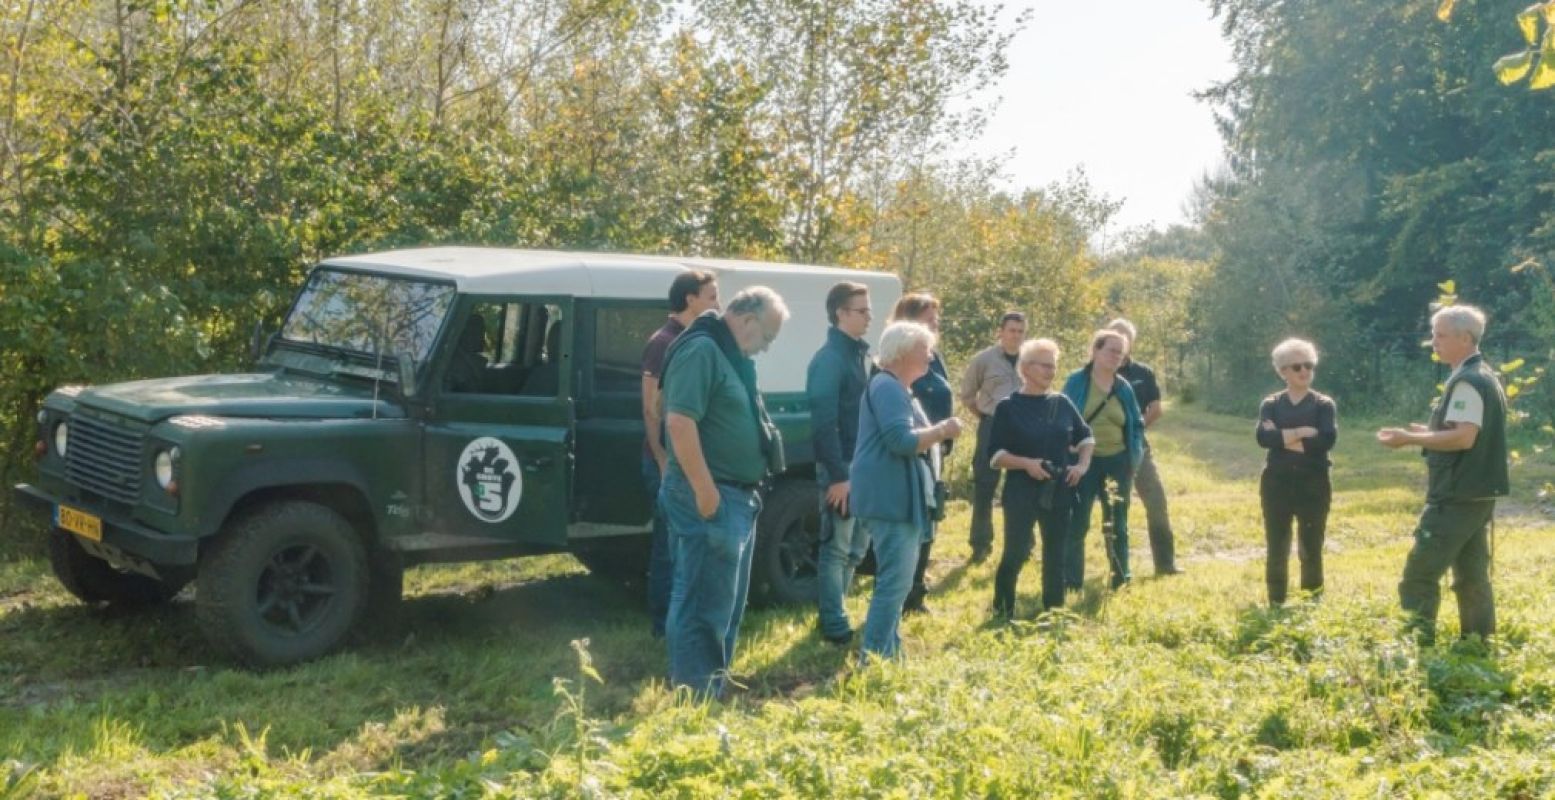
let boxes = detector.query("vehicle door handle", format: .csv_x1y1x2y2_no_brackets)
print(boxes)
524,457,554,472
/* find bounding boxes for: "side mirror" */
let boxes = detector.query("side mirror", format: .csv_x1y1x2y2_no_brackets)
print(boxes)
397,354,418,400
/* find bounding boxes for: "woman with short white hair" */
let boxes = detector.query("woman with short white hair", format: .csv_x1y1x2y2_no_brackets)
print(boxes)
1255,337,1338,605
989,338,1094,616
850,321,963,658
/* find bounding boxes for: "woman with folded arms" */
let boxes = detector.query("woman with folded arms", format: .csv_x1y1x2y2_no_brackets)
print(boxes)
1255,338,1337,606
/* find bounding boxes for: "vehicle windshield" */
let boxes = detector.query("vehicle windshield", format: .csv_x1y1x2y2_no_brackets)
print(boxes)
279,269,456,368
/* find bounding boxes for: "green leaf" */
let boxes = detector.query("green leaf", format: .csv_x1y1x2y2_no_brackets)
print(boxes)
1535,28,1555,89
1501,358,1526,372
1494,51,1535,84
1507,383,1521,398
1519,5,1542,45
1437,279,1456,294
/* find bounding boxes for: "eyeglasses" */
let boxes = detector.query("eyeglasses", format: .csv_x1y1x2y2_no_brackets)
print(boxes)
1282,362,1316,372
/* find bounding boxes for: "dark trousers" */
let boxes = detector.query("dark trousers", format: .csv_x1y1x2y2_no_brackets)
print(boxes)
1068,451,1134,588
994,480,1071,615
903,539,932,610
1260,466,1330,605
643,454,671,637
1133,444,1177,572
970,419,1003,553
1398,500,1496,645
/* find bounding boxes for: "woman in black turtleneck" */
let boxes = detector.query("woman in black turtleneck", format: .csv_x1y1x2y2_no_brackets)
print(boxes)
1256,338,1338,606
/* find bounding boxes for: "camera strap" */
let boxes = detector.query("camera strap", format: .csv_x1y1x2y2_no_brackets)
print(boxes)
1084,380,1119,426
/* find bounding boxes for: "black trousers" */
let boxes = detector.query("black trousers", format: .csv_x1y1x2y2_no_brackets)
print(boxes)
1260,465,1331,605
994,480,1071,615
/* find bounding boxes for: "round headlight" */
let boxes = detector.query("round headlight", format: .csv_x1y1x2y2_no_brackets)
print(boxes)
53,421,68,458
154,448,179,490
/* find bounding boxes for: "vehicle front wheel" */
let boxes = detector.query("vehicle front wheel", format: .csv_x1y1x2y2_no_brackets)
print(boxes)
196,500,367,667
47,531,186,606
750,479,821,606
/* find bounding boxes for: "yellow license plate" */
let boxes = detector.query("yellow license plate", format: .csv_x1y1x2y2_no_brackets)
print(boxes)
57,504,103,542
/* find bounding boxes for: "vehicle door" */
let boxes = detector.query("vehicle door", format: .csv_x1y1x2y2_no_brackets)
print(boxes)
423,296,573,546
571,300,667,529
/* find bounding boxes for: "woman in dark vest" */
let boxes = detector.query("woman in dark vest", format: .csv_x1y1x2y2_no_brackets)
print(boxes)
1255,337,1337,606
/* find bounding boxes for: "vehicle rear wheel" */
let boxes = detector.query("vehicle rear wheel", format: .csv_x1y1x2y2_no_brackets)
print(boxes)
47,531,186,606
751,479,820,606
197,500,367,667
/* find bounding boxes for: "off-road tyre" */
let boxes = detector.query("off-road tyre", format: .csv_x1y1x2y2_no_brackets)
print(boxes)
47,531,186,606
196,500,367,667
751,479,821,606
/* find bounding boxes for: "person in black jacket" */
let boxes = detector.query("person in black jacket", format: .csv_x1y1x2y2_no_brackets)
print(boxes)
989,339,1094,616
1255,338,1337,606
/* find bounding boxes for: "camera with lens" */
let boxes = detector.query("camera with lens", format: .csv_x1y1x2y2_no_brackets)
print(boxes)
1035,460,1069,511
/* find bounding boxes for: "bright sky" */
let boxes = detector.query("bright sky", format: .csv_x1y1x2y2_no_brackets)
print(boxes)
959,0,1235,238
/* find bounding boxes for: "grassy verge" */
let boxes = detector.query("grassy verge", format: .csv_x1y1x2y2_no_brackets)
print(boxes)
2,404,1553,797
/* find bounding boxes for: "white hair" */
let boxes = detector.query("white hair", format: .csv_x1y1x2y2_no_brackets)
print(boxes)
1432,304,1487,344
1020,338,1059,360
1270,338,1318,369
1105,318,1137,343
726,285,790,322
877,320,936,366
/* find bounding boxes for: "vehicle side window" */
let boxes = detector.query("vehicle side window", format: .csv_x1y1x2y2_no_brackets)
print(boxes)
446,301,564,396
594,306,669,394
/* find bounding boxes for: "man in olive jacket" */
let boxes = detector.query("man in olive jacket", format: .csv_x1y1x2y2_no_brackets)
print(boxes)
1378,304,1509,646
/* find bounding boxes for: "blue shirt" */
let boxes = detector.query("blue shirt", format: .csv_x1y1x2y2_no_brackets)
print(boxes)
851,373,931,529
912,351,954,424
806,325,871,486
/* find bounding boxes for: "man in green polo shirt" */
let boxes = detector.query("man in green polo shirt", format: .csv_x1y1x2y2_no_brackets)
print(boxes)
1377,304,1510,646
660,286,789,698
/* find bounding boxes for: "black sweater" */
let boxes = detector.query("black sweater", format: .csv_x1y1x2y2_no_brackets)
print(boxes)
1256,390,1337,470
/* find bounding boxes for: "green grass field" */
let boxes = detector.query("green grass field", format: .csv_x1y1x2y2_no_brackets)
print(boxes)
3,405,1553,798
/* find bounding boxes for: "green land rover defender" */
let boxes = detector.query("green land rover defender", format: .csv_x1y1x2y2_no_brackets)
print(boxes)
14,248,901,666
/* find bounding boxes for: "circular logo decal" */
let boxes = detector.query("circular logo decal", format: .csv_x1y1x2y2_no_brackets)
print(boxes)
456,437,523,523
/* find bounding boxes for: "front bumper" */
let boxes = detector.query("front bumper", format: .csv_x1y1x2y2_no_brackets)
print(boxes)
12,483,198,566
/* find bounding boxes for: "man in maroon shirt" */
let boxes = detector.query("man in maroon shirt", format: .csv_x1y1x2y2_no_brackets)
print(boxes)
642,270,720,637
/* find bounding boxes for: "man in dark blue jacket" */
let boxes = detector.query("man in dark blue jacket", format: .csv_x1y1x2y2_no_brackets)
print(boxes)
807,281,873,645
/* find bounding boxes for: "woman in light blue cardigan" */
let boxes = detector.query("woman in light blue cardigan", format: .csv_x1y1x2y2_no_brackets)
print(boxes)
1061,329,1145,590
851,321,963,658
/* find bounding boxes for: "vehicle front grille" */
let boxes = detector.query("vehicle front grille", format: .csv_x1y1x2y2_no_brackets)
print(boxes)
65,413,147,504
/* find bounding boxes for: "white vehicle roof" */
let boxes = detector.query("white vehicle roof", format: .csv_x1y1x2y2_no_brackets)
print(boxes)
320,247,904,393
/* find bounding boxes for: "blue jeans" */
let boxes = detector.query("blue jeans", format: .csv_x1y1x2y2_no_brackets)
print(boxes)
857,516,925,659
1067,451,1134,589
817,478,868,638
643,454,672,637
661,468,762,697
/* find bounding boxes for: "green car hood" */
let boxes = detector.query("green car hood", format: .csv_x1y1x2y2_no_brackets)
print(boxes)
72,373,403,423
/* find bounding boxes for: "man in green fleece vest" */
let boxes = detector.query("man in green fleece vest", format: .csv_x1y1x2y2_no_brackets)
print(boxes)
1377,304,1510,646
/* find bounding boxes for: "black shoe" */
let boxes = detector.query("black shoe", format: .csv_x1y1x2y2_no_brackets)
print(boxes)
902,599,930,616
1155,566,1185,577
821,628,854,647
970,547,991,564
1110,576,1131,590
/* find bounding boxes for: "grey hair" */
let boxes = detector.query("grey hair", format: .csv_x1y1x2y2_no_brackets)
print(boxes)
1270,338,1318,370
877,320,937,366
1020,338,1059,360
725,285,791,322
1105,318,1137,343
1432,304,1487,344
